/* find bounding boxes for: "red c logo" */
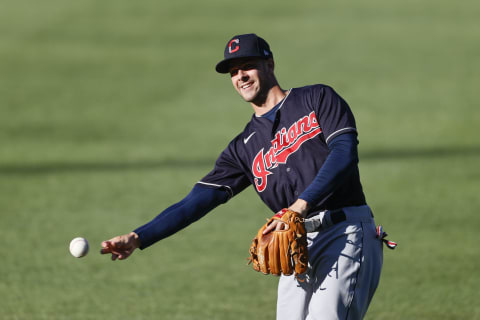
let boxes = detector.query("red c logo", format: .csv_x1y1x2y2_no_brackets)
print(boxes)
228,39,240,54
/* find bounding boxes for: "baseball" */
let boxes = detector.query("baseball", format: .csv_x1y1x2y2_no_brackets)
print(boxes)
69,237,89,258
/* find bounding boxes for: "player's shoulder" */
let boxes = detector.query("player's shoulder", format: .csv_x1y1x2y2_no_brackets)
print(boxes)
288,84,339,108
292,84,336,96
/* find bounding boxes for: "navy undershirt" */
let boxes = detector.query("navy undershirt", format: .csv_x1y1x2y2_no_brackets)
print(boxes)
134,184,229,249
259,99,282,121
134,130,358,249
298,133,358,206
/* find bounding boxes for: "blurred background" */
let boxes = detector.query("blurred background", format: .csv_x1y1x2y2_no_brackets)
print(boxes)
1,0,479,319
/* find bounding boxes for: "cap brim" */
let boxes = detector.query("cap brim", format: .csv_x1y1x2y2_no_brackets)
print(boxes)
215,55,268,74
215,59,231,74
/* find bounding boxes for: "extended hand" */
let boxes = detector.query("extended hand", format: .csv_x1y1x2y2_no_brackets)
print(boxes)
263,200,309,235
100,232,140,261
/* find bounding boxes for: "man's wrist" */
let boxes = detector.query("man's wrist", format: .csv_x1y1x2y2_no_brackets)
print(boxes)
288,199,310,217
129,232,141,249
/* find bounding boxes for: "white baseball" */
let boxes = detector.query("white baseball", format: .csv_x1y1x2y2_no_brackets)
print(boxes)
69,237,89,258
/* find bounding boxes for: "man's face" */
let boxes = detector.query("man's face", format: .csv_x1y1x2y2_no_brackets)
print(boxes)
228,58,273,104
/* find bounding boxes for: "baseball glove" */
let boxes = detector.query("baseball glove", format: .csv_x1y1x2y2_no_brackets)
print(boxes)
248,209,308,278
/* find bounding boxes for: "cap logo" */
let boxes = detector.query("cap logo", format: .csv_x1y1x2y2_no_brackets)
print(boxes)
228,39,240,54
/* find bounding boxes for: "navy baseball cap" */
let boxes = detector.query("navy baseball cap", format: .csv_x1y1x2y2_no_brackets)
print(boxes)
215,33,273,74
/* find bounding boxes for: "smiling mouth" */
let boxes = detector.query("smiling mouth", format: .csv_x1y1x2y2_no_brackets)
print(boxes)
240,82,253,90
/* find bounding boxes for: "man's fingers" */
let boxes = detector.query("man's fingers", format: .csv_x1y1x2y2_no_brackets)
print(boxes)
117,249,132,260
263,223,275,234
100,234,137,260
118,253,129,260
101,241,121,257
263,221,288,234
100,240,119,254
275,222,288,231
100,241,112,254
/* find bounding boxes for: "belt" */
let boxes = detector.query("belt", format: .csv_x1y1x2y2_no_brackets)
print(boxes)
329,209,347,225
304,209,345,232
304,206,373,233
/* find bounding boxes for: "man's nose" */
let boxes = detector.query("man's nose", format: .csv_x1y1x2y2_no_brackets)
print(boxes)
238,69,249,81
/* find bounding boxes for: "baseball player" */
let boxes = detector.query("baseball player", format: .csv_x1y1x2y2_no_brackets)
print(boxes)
101,33,385,320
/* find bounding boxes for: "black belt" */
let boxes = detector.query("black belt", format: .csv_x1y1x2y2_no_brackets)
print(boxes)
317,209,347,230
304,209,350,232
305,207,374,232
330,209,347,225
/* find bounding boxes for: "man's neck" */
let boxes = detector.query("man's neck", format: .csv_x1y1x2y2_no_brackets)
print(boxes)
251,85,287,116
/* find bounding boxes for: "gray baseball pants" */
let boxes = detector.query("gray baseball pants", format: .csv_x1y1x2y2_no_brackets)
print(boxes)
276,205,383,320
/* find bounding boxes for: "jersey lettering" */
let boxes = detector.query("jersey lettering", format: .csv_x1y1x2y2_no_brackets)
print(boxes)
252,111,322,192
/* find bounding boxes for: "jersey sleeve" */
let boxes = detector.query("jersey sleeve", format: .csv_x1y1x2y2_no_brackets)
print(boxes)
313,85,357,144
198,139,251,199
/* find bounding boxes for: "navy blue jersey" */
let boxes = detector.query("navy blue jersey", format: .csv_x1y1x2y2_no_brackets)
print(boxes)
199,84,366,215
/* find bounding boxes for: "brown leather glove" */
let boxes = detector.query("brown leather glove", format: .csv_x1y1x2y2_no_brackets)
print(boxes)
248,209,308,277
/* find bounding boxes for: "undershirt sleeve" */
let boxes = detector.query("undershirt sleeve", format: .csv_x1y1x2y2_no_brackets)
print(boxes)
133,184,230,249
298,133,359,207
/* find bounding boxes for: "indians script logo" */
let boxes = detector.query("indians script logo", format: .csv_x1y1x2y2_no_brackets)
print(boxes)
252,111,322,192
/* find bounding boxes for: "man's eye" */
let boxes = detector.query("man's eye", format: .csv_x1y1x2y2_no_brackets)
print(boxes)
230,69,239,76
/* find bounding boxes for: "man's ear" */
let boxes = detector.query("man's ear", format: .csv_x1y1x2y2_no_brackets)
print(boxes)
266,58,275,71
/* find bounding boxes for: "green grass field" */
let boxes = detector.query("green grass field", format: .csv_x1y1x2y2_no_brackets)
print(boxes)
1,0,479,319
